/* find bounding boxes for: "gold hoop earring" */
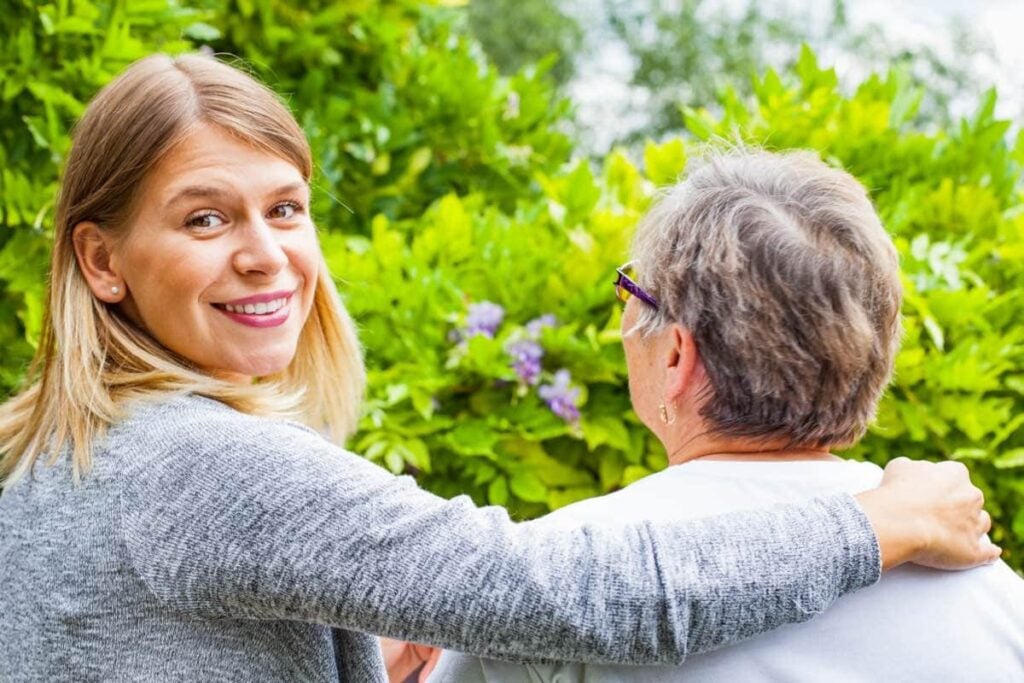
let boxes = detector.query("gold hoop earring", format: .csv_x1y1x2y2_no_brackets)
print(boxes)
658,403,676,425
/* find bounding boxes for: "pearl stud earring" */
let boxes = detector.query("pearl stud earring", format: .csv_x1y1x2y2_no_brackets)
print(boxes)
111,286,120,295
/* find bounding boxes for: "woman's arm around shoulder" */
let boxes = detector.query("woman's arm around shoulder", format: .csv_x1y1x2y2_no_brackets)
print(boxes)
115,398,993,665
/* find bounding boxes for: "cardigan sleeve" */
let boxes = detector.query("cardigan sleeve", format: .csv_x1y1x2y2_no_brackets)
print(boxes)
117,407,880,665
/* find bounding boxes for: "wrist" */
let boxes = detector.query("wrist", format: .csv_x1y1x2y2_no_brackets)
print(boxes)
854,487,924,570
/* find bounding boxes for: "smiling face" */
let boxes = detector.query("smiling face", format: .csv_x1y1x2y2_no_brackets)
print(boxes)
102,124,320,380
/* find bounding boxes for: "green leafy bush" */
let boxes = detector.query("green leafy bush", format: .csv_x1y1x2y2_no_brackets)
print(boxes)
1,4,1020,571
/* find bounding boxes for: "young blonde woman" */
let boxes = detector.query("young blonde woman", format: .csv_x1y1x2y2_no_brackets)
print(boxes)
0,54,998,681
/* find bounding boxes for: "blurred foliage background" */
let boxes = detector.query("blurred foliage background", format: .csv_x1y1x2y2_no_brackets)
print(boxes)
1,0,1021,572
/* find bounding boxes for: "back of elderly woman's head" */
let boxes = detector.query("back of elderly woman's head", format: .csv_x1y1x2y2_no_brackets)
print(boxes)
631,149,902,448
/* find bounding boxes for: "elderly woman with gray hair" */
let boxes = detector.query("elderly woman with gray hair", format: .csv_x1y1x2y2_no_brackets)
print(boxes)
426,149,1024,682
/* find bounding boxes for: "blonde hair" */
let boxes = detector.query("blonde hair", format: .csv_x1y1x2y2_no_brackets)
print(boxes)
631,148,902,448
0,54,365,483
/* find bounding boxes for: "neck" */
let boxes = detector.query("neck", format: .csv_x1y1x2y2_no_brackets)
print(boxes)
663,430,838,466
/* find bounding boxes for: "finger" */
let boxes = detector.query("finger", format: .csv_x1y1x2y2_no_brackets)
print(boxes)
978,509,992,535
938,459,969,477
981,541,1002,565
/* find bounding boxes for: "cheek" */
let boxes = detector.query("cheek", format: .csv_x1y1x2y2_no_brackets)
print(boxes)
119,237,222,319
623,337,646,397
289,230,322,301
624,333,661,417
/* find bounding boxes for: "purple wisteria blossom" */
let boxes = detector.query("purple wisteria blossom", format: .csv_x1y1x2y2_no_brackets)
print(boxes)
506,339,544,385
464,301,505,339
525,314,557,339
538,369,581,423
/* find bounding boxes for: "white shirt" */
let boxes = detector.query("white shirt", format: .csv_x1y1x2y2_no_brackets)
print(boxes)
429,459,1024,683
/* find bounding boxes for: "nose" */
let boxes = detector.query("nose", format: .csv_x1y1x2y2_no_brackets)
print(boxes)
232,217,288,276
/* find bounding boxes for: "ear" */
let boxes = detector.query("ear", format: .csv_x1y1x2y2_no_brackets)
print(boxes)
72,222,125,303
663,324,699,402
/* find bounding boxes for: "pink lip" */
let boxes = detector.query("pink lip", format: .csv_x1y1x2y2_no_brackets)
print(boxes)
217,289,295,306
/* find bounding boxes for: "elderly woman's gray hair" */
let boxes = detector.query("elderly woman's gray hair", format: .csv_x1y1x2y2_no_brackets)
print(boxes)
631,149,902,448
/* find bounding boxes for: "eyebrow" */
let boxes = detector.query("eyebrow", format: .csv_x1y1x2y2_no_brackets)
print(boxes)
163,182,309,210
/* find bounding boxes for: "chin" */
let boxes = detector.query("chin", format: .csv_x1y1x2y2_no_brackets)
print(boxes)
221,348,297,379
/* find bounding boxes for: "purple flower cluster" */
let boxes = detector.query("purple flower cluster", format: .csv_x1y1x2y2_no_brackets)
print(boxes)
464,301,505,339
538,369,581,423
525,314,557,338
505,315,558,385
453,304,580,422
506,339,543,385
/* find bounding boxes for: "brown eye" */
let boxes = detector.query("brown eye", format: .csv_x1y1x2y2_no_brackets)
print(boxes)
185,211,225,230
268,201,301,220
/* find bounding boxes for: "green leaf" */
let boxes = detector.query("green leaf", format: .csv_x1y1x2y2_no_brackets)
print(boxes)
888,81,923,127
384,450,404,474
621,466,651,487
643,138,686,186
989,413,1024,449
1005,376,1024,395
994,448,1024,470
410,387,436,419
524,451,593,487
922,316,944,351
398,438,431,473
184,22,221,42
950,448,988,461
404,147,432,178
581,415,631,452
681,106,715,140
53,15,98,35
488,476,509,506
509,471,547,502
445,421,499,457
598,451,624,489
371,151,391,176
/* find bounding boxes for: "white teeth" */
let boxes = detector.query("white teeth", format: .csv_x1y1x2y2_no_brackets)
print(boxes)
222,297,288,315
